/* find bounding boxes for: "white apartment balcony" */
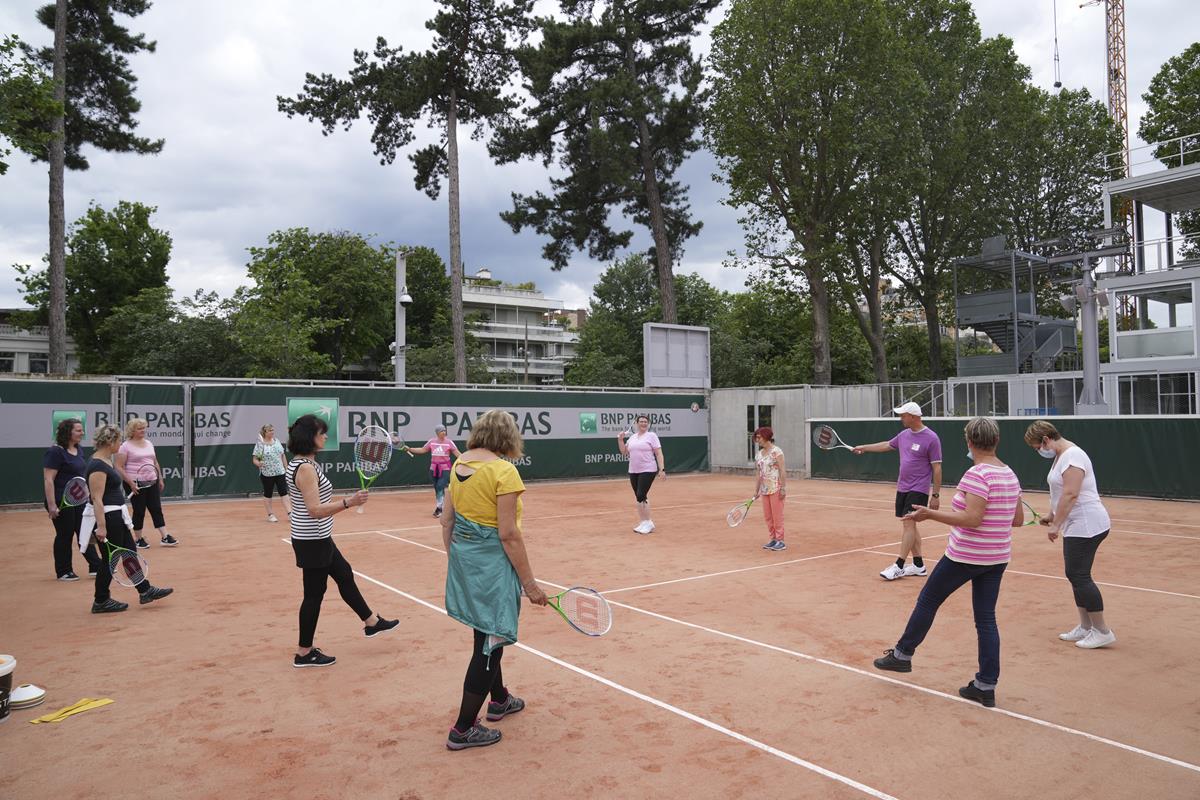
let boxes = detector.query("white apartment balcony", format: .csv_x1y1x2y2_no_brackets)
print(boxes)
472,320,580,344
487,356,567,376
463,283,564,310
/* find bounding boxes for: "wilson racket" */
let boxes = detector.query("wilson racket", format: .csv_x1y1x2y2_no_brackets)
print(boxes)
353,425,394,513
391,429,415,458
726,495,758,527
103,539,149,588
58,476,90,509
1021,500,1043,527
812,424,854,451
543,586,612,636
134,463,159,491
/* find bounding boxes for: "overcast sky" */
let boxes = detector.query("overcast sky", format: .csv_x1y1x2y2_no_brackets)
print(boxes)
1,1,1197,312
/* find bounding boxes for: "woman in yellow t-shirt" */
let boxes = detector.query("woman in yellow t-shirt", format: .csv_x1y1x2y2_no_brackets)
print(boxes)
441,410,548,751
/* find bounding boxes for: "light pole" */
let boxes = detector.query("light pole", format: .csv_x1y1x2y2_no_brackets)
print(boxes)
395,252,412,387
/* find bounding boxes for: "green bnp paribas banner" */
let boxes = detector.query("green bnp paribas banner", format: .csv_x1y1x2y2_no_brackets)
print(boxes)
190,385,709,497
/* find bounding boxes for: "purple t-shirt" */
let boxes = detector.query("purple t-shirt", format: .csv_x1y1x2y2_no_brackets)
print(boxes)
888,427,942,493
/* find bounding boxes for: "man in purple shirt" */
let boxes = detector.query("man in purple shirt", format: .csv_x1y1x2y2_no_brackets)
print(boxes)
853,402,943,580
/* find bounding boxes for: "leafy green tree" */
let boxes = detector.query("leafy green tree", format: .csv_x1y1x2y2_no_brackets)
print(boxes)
0,34,59,176
234,229,393,379
278,0,534,383
885,0,1032,380
707,0,903,385
1140,42,1200,259
18,1,164,372
492,0,719,324
15,200,171,372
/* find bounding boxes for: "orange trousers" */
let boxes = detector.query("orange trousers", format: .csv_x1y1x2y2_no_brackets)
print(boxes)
761,492,785,540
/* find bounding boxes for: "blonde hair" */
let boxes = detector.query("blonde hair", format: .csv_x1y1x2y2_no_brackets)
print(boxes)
93,424,123,450
964,417,1000,451
124,417,149,438
260,424,274,438
467,409,524,458
1024,420,1061,447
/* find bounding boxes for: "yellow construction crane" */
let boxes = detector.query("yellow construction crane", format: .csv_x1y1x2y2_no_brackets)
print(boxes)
1081,0,1130,177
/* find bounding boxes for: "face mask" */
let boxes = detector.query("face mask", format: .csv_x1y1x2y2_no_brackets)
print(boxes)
966,448,974,460
1038,447,1056,459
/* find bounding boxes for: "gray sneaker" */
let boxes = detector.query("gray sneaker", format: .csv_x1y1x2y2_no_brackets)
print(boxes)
446,720,502,750
771,540,787,551
486,694,525,721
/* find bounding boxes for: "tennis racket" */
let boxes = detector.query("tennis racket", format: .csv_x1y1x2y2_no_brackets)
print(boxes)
540,586,612,636
58,476,90,509
1021,500,1043,527
134,463,159,492
391,429,415,458
812,424,854,451
727,495,758,527
103,539,149,588
353,425,394,513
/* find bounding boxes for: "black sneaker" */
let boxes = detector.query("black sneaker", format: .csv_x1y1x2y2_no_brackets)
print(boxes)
433,507,442,518
58,571,80,582
159,535,178,547
294,648,336,668
873,649,912,673
364,617,400,638
139,585,174,605
135,538,150,550
88,567,99,577
446,720,501,750
959,682,996,708
485,694,525,721
91,598,128,613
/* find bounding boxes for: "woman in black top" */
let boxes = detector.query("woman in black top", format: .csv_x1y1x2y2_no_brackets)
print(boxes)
42,418,100,581
87,424,173,613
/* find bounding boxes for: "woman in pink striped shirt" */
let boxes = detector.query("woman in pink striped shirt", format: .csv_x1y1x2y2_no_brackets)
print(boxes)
873,417,1024,708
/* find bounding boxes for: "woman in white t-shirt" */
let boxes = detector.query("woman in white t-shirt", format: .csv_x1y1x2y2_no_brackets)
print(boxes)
1024,421,1115,650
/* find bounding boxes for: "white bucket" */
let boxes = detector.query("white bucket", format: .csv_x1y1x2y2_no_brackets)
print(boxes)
0,654,15,723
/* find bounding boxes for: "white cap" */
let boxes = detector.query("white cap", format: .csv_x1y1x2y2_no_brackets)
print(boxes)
893,402,923,416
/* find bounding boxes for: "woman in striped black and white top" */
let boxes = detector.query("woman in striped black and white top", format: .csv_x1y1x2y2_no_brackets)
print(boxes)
872,417,1024,709
286,414,398,668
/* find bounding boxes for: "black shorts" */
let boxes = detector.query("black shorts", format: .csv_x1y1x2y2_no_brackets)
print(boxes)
261,474,287,498
895,491,929,518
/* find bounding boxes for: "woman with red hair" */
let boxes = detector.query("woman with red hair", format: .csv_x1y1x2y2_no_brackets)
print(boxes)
754,427,787,551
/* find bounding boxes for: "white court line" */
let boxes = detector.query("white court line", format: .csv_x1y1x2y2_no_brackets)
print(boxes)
1111,528,1200,541
337,551,897,799
370,532,1200,776
602,534,948,595
858,550,1200,600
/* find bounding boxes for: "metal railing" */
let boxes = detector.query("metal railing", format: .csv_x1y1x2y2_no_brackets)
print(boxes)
1131,231,1200,273
463,283,550,301
1103,132,1200,178
473,321,580,341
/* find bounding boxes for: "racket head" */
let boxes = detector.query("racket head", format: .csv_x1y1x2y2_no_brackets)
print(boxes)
61,476,90,507
726,502,750,527
107,544,148,588
135,463,159,489
553,587,612,636
354,425,393,477
1022,500,1041,526
812,424,841,450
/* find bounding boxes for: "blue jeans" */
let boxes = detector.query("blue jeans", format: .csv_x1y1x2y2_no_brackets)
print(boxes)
432,468,450,507
895,557,1007,687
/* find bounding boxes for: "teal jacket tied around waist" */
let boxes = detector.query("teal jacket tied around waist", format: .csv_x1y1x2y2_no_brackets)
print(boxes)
445,512,521,656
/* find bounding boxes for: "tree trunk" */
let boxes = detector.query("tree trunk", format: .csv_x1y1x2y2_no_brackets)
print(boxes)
923,287,943,380
809,268,832,385
635,115,677,324
47,0,68,374
446,89,468,383
865,234,889,382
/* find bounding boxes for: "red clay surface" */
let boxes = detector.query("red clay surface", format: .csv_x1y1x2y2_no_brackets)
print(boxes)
2,474,1199,799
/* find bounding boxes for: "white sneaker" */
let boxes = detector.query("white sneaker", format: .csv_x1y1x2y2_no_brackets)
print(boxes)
880,563,905,581
1058,624,1090,642
634,521,651,535
1076,628,1116,649
902,563,927,577
267,514,279,523
644,520,655,533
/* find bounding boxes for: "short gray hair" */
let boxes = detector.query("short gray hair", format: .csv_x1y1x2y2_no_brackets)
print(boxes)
964,417,1000,451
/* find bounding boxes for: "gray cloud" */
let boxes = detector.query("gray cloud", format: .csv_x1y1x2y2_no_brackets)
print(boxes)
2,1,1196,311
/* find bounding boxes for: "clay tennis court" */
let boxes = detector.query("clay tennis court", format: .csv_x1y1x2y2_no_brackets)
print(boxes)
3,473,1199,799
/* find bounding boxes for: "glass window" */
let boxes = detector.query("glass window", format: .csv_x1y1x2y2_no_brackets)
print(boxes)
1159,372,1197,415
1037,378,1081,415
747,405,773,460
1114,284,1194,359
28,353,49,373
0,352,14,372
1118,374,1160,414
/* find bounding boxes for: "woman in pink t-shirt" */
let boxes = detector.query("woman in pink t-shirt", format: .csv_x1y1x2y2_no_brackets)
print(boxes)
406,425,461,517
873,417,1023,709
617,414,665,535
114,417,178,548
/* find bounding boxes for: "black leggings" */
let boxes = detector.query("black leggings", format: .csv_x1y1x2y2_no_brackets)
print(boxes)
455,629,508,731
131,483,166,531
50,505,99,576
1063,530,1109,612
629,471,657,503
298,545,372,648
94,510,149,602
